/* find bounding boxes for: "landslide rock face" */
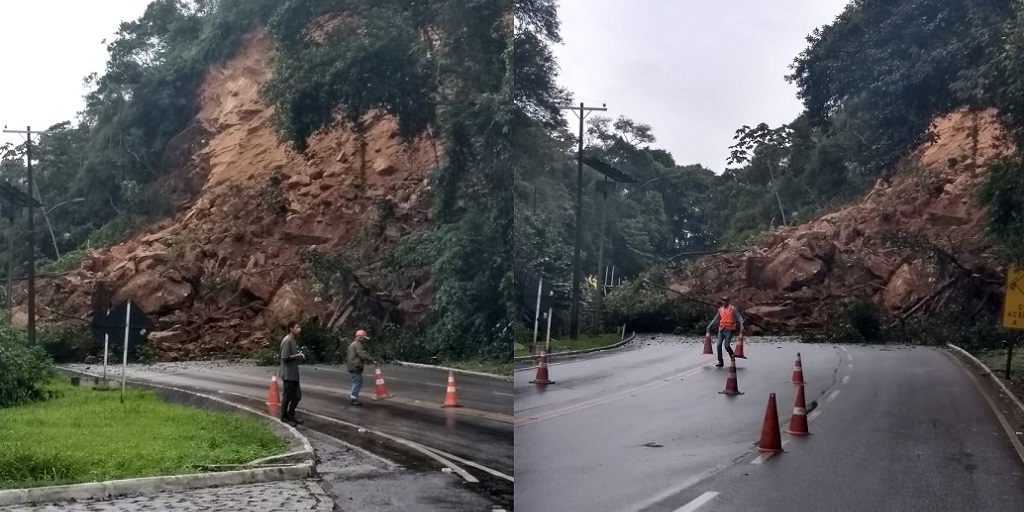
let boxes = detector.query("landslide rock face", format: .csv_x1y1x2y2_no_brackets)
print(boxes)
669,109,1012,331
20,28,437,360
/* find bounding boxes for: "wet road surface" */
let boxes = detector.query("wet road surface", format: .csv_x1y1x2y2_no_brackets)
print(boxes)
514,335,1024,512
65,361,513,511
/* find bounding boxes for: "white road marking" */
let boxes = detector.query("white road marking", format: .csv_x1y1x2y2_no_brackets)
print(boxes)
515,363,710,427
419,445,514,483
827,390,841,402
628,462,736,512
842,375,850,384
808,410,822,422
673,492,719,512
751,439,790,464
841,347,848,352
848,363,853,370
304,410,481,483
848,353,854,361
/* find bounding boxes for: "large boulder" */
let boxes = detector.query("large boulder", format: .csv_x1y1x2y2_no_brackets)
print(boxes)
239,272,275,302
265,280,318,325
116,271,194,315
149,329,191,347
764,241,830,292
883,262,932,311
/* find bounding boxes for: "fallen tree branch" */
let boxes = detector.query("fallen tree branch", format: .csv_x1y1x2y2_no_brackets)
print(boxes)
669,248,748,261
40,305,91,324
646,279,766,331
889,277,957,327
6,271,76,282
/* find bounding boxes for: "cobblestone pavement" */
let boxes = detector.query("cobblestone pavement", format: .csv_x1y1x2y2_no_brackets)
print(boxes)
0,480,335,512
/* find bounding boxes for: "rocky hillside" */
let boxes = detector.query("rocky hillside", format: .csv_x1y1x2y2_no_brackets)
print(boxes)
13,28,437,360
668,108,1013,332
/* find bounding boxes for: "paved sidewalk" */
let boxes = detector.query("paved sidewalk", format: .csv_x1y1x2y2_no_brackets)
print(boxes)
1,480,334,512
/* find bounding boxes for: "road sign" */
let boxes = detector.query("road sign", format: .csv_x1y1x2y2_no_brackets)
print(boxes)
92,300,153,346
1003,267,1024,330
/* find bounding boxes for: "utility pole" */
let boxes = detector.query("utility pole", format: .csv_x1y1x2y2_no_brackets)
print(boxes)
3,126,48,345
592,177,614,334
558,102,606,340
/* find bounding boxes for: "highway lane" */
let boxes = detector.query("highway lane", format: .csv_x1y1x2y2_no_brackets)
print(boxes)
514,336,1024,512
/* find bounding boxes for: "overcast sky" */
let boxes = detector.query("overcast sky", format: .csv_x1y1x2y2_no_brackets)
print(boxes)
0,0,151,147
553,0,851,173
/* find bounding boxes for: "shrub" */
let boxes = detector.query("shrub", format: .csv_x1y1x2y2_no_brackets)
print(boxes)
37,324,101,364
294,320,346,365
0,326,54,408
800,300,885,344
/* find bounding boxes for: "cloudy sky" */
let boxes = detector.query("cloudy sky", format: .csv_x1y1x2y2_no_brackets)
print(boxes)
553,0,852,173
0,0,151,146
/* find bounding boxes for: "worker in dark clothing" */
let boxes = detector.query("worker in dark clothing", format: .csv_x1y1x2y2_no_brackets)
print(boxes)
707,297,744,367
279,321,305,425
346,330,377,406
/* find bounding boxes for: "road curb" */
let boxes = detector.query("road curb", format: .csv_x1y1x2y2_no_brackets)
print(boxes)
946,343,1024,416
514,332,637,363
392,361,513,381
0,463,315,508
0,368,318,508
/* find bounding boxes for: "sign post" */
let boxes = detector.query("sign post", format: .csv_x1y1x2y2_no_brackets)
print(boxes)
533,278,543,353
122,299,132,403
91,300,152,401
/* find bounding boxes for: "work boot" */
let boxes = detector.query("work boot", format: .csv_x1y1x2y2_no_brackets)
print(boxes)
715,361,724,367
349,397,363,406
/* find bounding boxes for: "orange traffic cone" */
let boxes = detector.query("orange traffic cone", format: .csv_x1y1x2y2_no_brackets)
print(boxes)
266,376,280,417
703,331,713,355
733,332,747,359
757,393,784,452
371,366,394,401
791,353,805,384
718,358,743,396
786,384,810,435
530,350,555,385
442,370,461,408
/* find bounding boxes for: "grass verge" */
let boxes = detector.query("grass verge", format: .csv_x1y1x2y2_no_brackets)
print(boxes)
0,376,285,490
442,359,513,377
974,347,1024,400
515,333,625,357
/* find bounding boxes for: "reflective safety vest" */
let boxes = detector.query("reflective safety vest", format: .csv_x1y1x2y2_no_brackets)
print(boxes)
718,306,737,330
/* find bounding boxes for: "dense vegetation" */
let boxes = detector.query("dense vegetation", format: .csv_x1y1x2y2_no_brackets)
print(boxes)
514,0,1024,345
0,0,511,362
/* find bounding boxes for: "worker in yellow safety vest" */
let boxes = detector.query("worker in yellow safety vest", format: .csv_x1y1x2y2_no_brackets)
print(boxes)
706,296,744,367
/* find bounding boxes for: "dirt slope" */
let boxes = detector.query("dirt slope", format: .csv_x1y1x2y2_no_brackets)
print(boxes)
668,108,1013,332
16,28,437,360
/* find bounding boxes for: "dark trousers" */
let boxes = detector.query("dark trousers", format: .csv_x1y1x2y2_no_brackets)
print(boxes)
281,379,301,419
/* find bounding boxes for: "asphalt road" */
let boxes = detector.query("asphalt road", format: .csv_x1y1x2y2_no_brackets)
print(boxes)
514,335,1024,512
65,361,513,511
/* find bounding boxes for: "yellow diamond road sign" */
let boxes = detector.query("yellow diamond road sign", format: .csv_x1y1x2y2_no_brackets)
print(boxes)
1003,267,1024,330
